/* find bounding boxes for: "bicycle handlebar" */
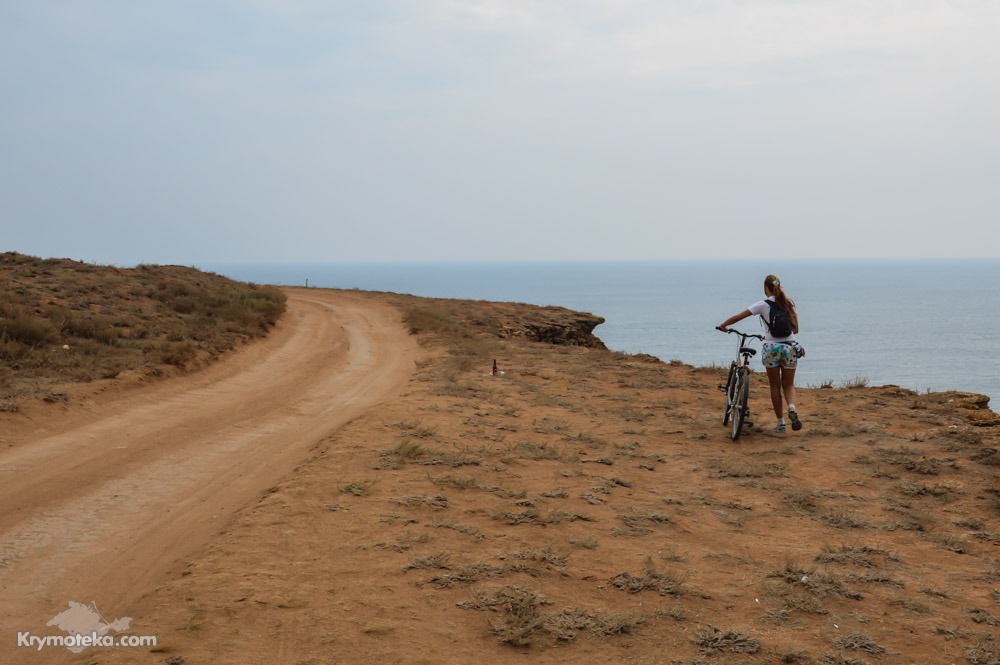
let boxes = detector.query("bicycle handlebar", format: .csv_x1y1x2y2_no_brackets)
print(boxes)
716,327,765,341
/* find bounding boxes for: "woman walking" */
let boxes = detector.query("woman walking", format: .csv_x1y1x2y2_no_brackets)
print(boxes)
718,274,803,432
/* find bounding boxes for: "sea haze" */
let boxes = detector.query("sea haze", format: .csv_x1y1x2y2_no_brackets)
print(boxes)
204,260,1000,404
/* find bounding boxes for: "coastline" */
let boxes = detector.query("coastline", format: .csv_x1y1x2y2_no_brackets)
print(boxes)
203,259,1000,404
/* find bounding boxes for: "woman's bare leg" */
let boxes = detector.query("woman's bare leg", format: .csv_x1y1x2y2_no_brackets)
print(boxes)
782,367,797,412
766,366,783,419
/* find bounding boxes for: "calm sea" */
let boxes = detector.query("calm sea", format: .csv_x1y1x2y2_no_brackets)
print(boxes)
203,260,1000,405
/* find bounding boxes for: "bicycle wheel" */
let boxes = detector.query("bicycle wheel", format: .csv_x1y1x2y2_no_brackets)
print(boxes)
730,370,750,441
722,364,736,426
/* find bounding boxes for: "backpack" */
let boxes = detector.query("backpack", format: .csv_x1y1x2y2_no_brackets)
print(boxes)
763,300,794,338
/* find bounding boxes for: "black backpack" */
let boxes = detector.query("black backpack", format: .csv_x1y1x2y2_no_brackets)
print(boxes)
763,300,794,338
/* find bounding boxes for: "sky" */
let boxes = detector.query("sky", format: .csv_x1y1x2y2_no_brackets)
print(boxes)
2,1,998,265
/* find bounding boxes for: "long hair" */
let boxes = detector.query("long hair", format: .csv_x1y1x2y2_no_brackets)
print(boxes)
764,274,795,315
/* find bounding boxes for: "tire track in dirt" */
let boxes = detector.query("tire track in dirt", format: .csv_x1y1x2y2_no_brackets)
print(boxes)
0,289,416,659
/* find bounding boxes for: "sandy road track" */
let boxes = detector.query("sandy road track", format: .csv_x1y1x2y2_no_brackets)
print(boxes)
0,289,416,658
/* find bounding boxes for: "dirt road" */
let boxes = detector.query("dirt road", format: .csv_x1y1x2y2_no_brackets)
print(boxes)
0,289,416,660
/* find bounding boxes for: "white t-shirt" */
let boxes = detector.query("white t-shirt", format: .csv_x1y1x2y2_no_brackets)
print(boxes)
748,296,796,343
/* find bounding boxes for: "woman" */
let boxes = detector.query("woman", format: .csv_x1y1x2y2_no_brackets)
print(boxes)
717,274,803,432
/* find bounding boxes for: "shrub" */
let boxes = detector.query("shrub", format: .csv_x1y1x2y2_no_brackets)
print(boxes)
160,341,198,367
61,313,124,345
0,313,59,346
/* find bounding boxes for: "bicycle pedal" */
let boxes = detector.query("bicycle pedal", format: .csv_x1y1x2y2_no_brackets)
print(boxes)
717,384,727,393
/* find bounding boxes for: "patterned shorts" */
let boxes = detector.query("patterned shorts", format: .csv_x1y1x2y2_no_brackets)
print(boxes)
762,342,798,370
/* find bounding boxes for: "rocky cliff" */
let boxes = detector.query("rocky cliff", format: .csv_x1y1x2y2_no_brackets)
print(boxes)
504,307,607,349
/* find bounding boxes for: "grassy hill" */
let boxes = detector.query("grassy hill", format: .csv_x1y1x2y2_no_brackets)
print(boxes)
0,252,285,409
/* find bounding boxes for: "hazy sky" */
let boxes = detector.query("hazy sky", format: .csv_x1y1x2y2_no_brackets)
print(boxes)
2,1,998,265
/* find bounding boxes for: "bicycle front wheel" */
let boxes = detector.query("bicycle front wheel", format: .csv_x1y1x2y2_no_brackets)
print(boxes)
731,370,750,441
722,364,736,426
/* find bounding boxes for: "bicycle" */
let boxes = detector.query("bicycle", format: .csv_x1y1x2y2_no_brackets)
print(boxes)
716,328,764,441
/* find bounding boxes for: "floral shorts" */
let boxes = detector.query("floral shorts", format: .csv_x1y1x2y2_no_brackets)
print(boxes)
762,342,799,370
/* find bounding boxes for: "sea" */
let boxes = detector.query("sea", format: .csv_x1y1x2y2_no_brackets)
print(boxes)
203,260,1000,405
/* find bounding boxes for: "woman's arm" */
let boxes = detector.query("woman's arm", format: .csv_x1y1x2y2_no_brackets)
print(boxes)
717,309,753,332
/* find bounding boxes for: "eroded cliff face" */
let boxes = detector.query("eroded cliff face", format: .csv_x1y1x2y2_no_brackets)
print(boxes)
398,297,608,350
913,390,997,426
505,309,607,349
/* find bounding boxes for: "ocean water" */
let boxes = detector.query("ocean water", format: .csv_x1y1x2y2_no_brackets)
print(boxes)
203,260,1000,405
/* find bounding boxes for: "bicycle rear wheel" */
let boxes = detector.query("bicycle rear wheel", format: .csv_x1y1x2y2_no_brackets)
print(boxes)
730,370,749,441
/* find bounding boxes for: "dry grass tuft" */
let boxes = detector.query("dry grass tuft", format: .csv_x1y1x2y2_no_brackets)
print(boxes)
834,632,887,655
545,608,645,640
814,545,899,568
501,546,568,568
965,642,1000,665
340,479,376,496
429,562,538,588
692,625,761,655
969,608,1000,626
377,441,480,469
610,557,686,596
844,572,904,588
403,552,452,571
458,585,644,646
424,519,486,540
767,560,862,600
458,586,550,646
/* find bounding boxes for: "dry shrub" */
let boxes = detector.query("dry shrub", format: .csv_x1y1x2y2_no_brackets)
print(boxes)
843,572,904,588
424,520,485,540
430,563,529,588
834,632,887,655
160,340,198,367
614,507,674,536
507,440,570,461
403,307,461,337
403,552,451,571
501,546,567,568
464,586,549,646
490,508,540,525
965,641,1000,665
814,545,899,569
971,447,1000,467
0,313,59,346
458,585,643,646
545,608,644,640
60,313,126,345
610,557,686,596
692,625,761,655
783,488,822,514
377,441,480,469
970,608,1000,626
821,511,871,530
767,560,862,600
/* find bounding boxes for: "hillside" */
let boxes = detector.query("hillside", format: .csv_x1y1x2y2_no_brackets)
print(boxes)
0,252,285,410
